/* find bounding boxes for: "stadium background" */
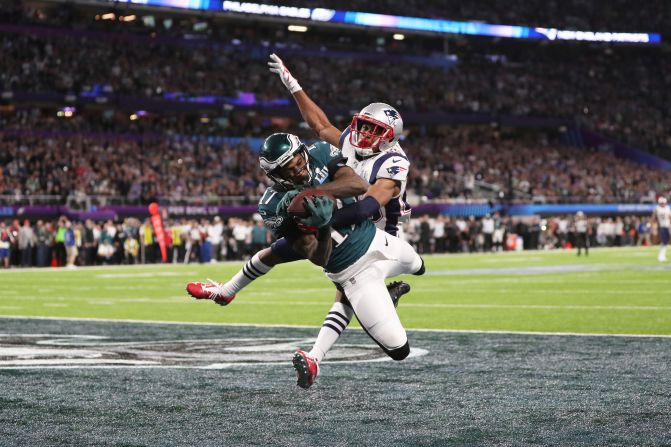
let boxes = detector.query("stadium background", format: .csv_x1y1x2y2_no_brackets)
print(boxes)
1,0,670,445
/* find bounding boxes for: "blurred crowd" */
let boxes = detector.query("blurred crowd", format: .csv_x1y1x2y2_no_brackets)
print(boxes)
0,213,662,268
408,126,670,204
0,129,266,205
0,215,272,268
0,1,669,157
2,124,669,205
404,214,664,254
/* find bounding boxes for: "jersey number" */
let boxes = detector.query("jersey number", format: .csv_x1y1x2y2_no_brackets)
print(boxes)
330,228,350,247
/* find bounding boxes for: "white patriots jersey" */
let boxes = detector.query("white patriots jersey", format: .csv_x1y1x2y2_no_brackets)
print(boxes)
656,205,670,228
340,128,411,236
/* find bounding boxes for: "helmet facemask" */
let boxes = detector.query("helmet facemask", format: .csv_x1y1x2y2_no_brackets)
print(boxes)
266,145,312,189
349,114,394,158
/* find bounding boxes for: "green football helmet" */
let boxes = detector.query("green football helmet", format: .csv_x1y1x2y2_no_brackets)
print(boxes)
259,133,312,189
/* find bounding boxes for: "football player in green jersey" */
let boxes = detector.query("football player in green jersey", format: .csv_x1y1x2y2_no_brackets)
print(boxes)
188,132,424,389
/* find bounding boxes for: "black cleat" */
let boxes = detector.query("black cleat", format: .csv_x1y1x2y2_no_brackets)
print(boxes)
386,281,411,308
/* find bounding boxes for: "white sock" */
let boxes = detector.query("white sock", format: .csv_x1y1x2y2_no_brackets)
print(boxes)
309,302,354,363
221,253,272,296
659,246,667,260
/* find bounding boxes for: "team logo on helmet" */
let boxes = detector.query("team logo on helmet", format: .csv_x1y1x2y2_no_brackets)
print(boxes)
384,109,400,124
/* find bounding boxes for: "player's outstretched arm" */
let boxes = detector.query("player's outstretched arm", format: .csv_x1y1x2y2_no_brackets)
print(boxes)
268,53,341,147
328,178,399,229
365,178,401,207
316,166,368,198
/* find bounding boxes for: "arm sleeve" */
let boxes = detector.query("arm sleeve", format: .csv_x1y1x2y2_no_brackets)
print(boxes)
329,196,380,229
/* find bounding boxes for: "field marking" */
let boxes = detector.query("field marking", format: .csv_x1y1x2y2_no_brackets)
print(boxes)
0,315,669,338
236,301,671,311
428,263,671,276
96,272,197,279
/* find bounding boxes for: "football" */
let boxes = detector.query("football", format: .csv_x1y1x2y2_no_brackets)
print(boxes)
287,189,336,219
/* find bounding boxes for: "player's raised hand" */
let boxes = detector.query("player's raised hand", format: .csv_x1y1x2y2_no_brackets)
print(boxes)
268,53,302,94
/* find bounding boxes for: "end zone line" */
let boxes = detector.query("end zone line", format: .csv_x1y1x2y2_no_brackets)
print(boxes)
0,315,670,339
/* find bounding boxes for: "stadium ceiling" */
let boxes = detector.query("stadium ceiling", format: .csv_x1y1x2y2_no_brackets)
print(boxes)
43,0,660,44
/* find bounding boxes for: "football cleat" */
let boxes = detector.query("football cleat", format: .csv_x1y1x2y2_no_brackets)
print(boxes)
186,279,236,306
386,281,411,308
293,349,319,389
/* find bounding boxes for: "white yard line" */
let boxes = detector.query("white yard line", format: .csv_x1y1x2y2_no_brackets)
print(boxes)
0,315,669,338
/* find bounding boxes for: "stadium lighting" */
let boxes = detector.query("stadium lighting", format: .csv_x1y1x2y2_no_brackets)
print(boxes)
393,33,405,40
288,25,308,32
120,15,137,22
57,107,75,118
129,113,138,120
101,13,115,20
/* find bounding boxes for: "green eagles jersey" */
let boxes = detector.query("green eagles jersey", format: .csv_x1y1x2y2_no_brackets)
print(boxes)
257,141,376,273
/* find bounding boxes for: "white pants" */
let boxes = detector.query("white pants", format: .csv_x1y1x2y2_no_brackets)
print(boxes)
326,228,423,350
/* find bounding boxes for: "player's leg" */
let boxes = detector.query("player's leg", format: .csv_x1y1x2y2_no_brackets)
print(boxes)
296,279,411,388
343,265,410,360
584,233,589,256
306,287,354,364
305,234,421,362
294,271,409,389
186,238,301,304
659,228,669,262
377,232,425,278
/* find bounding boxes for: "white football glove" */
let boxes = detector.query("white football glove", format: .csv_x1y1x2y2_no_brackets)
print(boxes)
268,53,302,94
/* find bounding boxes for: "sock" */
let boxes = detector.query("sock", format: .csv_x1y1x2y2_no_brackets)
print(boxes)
309,302,354,363
221,253,272,296
659,246,667,260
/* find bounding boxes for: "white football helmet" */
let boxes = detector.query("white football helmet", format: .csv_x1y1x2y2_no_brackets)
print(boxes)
349,103,403,158
658,196,668,206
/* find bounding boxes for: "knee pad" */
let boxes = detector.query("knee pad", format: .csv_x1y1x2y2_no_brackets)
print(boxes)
387,342,410,361
413,258,425,276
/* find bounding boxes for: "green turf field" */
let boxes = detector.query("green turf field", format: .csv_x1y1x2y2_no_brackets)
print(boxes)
1,246,669,335
2,247,671,446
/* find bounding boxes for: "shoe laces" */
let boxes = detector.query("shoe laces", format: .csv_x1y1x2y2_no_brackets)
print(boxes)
203,278,227,299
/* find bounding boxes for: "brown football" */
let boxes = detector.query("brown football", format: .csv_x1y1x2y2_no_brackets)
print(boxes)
287,189,337,219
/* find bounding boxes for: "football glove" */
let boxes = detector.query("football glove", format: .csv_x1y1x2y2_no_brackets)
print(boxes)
276,189,300,218
268,53,302,94
297,195,334,232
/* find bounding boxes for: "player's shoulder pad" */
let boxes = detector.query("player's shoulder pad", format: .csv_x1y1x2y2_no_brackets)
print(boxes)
258,189,294,239
339,127,351,149
369,151,410,183
308,141,343,164
258,188,286,222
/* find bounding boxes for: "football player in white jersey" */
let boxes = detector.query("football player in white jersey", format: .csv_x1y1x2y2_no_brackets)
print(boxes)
653,196,670,262
186,53,419,388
